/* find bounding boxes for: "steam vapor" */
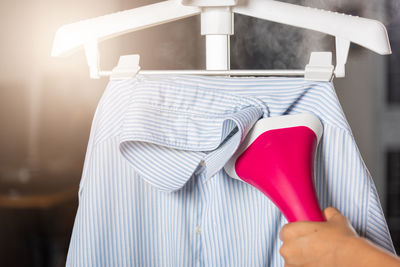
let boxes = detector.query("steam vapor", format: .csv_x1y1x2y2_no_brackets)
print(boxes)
230,0,394,70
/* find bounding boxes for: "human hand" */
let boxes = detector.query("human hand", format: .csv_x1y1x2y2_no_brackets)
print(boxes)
279,207,358,267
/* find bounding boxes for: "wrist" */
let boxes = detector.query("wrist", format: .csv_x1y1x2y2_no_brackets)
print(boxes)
342,236,400,267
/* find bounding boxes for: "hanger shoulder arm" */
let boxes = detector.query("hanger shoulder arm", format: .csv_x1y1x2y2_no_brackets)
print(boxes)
233,0,391,55
52,1,200,57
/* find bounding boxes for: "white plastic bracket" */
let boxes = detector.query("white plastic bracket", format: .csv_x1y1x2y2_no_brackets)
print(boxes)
305,52,334,81
110,55,141,80
182,0,234,70
84,39,101,79
334,37,351,78
200,7,233,35
182,0,237,7
182,0,234,35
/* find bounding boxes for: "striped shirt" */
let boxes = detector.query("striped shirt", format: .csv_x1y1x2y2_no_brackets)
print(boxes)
67,75,394,267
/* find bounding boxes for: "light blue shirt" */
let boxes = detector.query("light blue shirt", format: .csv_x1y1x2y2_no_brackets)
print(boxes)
67,75,394,266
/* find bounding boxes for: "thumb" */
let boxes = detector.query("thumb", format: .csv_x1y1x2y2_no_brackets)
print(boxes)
323,207,342,221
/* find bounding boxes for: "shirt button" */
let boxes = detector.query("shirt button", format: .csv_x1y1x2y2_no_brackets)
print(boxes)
195,225,201,235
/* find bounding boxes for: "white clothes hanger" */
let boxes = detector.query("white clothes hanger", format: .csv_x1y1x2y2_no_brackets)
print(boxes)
51,0,391,81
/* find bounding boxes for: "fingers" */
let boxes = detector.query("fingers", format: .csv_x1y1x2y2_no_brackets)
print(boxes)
323,207,354,230
280,238,312,266
279,221,323,241
279,207,354,267
279,207,344,242
280,240,302,258
323,207,342,221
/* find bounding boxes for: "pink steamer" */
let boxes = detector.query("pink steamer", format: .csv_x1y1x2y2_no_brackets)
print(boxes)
224,113,325,222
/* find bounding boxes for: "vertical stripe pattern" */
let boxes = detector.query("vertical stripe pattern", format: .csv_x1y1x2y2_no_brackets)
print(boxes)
67,75,394,267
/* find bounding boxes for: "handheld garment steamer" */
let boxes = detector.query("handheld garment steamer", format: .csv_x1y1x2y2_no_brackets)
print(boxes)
224,113,325,222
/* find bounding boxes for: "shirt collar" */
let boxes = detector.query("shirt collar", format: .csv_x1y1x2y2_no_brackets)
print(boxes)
118,77,264,192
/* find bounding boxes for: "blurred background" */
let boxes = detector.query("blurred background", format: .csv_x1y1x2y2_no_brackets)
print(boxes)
0,0,399,266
